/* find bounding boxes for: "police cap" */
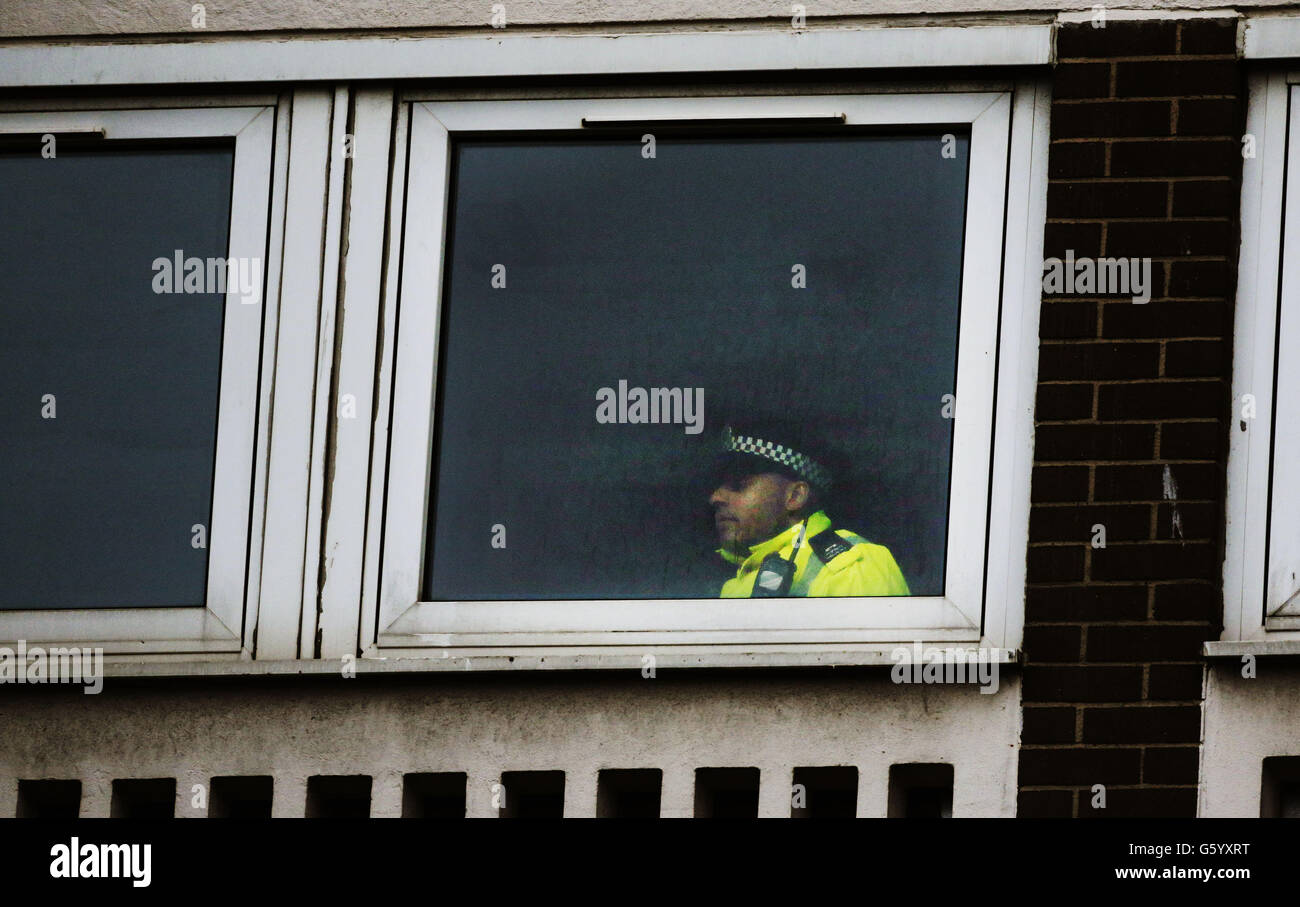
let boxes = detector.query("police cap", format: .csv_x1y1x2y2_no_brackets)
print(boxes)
709,416,836,494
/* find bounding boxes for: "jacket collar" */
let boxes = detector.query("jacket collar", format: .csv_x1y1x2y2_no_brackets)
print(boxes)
718,510,832,568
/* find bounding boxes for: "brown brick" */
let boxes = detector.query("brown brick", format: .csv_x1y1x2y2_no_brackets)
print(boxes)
1052,100,1172,139
1090,542,1217,581
1110,139,1239,178
1022,706,1078,744
1036,383,1094,421
1176,98,1240,136
1035,424,1155,462
1087,625,1213,662
1030,503,1151,542
1164,340,1225,377
1039,341,1161,380
1115,60,1238,98
1153,582,1220,622
1167,260,1232,298
1093,463,1218,501
1050,142,1108,178
1027,546,1087,584
1031,465,1091,503
1017,789,1074,817
1096,381,1222,419
1019,747,1142,785
1094,464,1165,501
1040,301,1098,339
1057,20,1178,59
1047,180,1168,218
1106,220,1233,257
1026,585,1149,622
1024,624,1084,662
1171,179,1237,216
1178,18,1239,56
1155,501,1217,541
1102,301,1229,338
1142,747,1201,784
1145,259,1169,297
1149,663,1204,699
1044,221,1104,258
1025,665,1145,702
1161,421,1221,459
1021,26,1238,815
1079,786,1197,817
1083,706,1201,743
1055,62,1113,100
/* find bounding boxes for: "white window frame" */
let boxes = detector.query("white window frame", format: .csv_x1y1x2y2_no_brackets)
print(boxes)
368,86,1046,661
0,103,276,654
0,27,1052,88
1223,68,1300,646
0,25,1052,671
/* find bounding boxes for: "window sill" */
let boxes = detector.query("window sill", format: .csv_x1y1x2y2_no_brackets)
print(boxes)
1205,639,1300,659
85,646,1022,679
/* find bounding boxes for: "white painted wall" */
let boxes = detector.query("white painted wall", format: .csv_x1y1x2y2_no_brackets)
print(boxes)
0,0,1281,38
1201,664,1300,816
0,672,1020,817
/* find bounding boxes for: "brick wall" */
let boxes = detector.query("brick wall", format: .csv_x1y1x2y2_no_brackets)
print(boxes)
1018,17,1243,818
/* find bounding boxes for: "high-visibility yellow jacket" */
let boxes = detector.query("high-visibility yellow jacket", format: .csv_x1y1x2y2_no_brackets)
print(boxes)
717,510,910,598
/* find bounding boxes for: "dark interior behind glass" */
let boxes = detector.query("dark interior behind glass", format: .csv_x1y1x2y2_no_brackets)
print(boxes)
423,131,969,600
0,145,235,609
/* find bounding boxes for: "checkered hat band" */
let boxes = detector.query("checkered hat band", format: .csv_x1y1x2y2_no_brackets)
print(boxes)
725,431,832,489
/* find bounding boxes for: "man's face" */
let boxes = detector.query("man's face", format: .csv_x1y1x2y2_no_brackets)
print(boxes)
709,472,798,553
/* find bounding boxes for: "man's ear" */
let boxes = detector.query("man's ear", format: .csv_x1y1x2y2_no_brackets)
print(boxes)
786,479,811,513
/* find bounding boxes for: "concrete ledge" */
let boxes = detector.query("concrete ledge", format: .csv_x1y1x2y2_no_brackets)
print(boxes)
0,25,1054,88
86,647,1022,678
1205,639,1300,658
1244,13,1300,58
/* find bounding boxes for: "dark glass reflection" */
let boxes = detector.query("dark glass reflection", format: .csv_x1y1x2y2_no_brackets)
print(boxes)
0,146,235,609
424,132,969,600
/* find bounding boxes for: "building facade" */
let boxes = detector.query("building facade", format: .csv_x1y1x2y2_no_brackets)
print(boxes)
1,2,1298,818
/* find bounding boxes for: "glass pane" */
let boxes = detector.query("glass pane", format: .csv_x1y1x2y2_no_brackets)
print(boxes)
0,145,235,609
424,131,968,600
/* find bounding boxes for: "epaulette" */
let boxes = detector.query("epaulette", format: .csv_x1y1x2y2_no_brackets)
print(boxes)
807,527,854,565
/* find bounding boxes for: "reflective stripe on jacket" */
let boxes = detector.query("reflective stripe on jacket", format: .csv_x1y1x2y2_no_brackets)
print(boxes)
717,510,910,598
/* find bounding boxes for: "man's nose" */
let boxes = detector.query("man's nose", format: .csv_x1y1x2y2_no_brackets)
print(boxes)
709,486,728,507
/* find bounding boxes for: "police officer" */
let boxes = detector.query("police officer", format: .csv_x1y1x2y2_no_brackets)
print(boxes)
708,420,909,598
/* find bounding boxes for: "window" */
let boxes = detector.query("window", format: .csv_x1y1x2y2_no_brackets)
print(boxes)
0,29,1052,669
1226,70,1300,643
373,89,1046,658
427,129,968,602
1260,756,1300,817
0,104,276,652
